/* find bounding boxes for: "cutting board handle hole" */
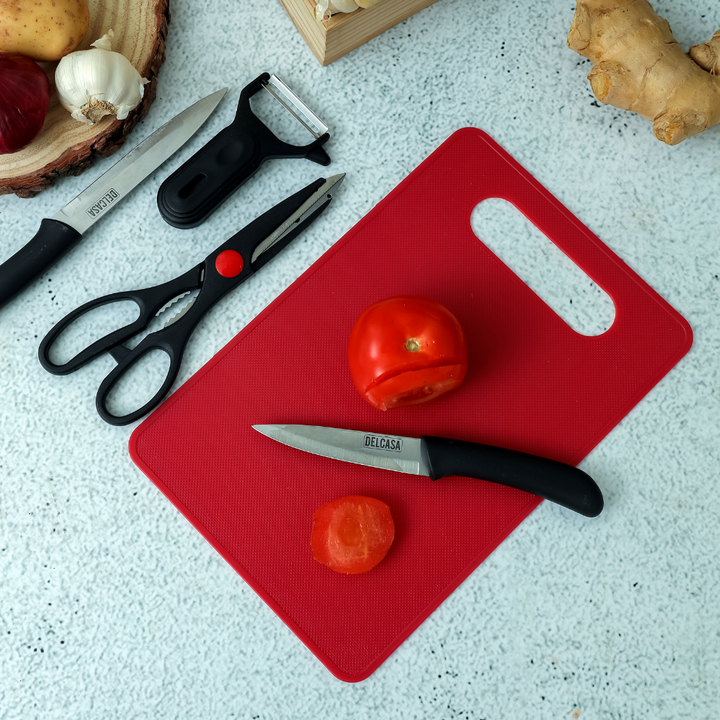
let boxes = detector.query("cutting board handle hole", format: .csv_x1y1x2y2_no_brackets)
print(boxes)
471,198,616,336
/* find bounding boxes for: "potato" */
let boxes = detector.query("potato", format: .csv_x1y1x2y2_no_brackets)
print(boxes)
0,0,90,62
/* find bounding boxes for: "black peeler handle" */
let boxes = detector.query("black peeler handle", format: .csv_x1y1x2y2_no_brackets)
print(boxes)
156,73,331,229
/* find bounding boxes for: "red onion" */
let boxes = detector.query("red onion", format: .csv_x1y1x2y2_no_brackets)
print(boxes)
0,54,51,155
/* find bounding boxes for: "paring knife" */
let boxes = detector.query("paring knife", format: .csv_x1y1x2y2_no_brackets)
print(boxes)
252,424,604,518
0,87,228,312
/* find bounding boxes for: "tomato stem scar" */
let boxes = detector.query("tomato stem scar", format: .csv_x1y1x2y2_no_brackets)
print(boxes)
404,337,421,352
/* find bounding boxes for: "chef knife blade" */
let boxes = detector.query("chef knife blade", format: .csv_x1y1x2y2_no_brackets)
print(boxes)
252,424,604,518
0,87,228,312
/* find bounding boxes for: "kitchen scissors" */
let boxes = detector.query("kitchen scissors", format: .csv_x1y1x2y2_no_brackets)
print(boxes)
39,174,345,426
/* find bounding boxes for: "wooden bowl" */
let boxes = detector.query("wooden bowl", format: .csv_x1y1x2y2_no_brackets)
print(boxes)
0,0,170,198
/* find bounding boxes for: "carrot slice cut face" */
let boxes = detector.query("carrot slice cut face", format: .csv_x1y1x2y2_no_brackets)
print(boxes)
311,495,395,574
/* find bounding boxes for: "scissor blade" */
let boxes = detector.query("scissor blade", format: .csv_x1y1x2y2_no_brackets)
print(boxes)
160,288,201,328
52,88,228,235
250,173,345,264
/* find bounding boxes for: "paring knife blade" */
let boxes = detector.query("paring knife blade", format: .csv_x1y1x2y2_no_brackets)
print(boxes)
0,87,228,312
252,424,604,518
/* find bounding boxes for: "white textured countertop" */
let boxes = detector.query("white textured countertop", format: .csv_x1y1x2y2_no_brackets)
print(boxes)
1,1,719,717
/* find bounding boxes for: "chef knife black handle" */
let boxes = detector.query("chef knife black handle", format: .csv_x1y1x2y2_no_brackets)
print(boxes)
420,436,604,517
0,219,81,311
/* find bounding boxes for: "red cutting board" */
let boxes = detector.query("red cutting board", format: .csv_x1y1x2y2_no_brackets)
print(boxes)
129,128,692,682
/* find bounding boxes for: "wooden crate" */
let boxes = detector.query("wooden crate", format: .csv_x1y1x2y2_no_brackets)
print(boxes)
278,0,440,66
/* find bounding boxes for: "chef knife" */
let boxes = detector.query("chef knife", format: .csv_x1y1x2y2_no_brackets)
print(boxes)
253,424,604,518
0,87,228,312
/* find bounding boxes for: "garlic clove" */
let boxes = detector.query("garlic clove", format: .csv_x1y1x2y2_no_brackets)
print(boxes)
55,30,149,126
315,0,359,20
315,0,330,21
330,0,359,12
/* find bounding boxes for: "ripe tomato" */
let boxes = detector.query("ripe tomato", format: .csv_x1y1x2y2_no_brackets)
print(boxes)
348,295,468,411
311,496,395,574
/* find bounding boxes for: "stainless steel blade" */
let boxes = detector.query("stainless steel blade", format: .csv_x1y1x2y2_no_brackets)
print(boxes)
51,88,228,235
250,174,345,264
252,424,431,477
161,287,200,328
263,75,328,139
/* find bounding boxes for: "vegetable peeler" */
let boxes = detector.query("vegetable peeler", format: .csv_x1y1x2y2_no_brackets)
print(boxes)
156,73,332,229
39,174,344,425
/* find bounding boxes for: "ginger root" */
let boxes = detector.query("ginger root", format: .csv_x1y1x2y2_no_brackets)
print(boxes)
568,0,720,145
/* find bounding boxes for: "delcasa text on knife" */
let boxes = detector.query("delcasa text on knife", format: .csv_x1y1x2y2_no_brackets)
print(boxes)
364,434,403,452
86,188,120,219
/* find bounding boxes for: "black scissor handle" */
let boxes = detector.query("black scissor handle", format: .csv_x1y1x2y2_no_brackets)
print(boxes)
94,331,185,426
38,266,203,375
95,284,211,425
95,336,182,425
39,290,154,375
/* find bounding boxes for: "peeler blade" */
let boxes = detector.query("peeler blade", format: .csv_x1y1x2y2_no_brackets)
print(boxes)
263,75,329,139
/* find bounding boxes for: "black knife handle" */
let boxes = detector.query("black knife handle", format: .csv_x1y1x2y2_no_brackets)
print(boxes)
0,219,81,311
420,436,604,518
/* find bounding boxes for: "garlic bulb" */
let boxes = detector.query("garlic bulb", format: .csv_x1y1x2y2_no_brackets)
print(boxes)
55,31,149,126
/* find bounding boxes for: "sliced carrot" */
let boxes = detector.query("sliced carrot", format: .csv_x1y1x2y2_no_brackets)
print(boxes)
311,495,395,574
